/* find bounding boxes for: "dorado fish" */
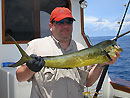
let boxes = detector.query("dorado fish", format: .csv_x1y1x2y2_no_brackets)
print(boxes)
8,34,122,68
44,40,122,68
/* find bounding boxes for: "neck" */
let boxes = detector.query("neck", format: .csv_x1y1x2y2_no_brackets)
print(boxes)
59,40,70,50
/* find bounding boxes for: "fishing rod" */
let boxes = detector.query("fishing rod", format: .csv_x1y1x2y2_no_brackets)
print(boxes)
93,0,130,97
113,30,130,40
115,0,130,41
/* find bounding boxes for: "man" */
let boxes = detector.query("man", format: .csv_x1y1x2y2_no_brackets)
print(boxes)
16,7,120,98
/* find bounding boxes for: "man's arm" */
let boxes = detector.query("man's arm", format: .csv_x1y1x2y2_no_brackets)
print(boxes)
86,51,120,87
16,64,35,82
16,54,45,82
86,64,102,87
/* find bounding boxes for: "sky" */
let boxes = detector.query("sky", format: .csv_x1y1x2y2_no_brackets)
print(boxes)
84,0,130,37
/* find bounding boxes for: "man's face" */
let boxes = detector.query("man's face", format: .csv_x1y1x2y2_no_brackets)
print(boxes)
49,18,73,42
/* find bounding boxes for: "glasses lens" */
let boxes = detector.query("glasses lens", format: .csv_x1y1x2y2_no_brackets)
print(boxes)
55,18,73,25
66,18,73,24
55,19,64,24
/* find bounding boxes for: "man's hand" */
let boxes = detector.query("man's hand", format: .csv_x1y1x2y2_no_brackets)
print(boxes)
100,51,120,67
106,51,120,65
26,54,45,72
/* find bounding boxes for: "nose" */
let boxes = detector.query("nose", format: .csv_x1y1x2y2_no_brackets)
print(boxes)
61,22,71,28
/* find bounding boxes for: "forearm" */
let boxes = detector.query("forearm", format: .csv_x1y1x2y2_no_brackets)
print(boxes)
86,64,103,87
16,64,35,82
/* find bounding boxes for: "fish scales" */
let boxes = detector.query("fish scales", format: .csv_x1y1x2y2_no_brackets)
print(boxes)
9,38,122,68
42,40,122,68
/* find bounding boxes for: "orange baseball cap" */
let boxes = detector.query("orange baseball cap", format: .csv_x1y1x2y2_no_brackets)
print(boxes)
50,7,75,23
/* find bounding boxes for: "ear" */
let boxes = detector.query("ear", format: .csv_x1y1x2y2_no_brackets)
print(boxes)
49,23,53,32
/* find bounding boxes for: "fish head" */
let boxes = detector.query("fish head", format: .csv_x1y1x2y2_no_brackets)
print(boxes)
102,40,122,59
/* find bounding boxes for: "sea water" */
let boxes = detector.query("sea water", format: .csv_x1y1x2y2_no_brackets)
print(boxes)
90,36,130,81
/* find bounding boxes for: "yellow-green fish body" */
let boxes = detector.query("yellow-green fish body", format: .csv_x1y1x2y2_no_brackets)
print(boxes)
8,35,122,68
44,40,122,68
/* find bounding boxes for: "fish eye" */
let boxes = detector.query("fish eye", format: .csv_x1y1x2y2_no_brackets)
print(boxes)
112,44,115,47
114,45,118,48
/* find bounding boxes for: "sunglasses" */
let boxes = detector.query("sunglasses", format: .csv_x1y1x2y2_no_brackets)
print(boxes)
52,18,74,25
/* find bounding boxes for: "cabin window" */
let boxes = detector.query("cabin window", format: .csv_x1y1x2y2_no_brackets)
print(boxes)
2,0,71,44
